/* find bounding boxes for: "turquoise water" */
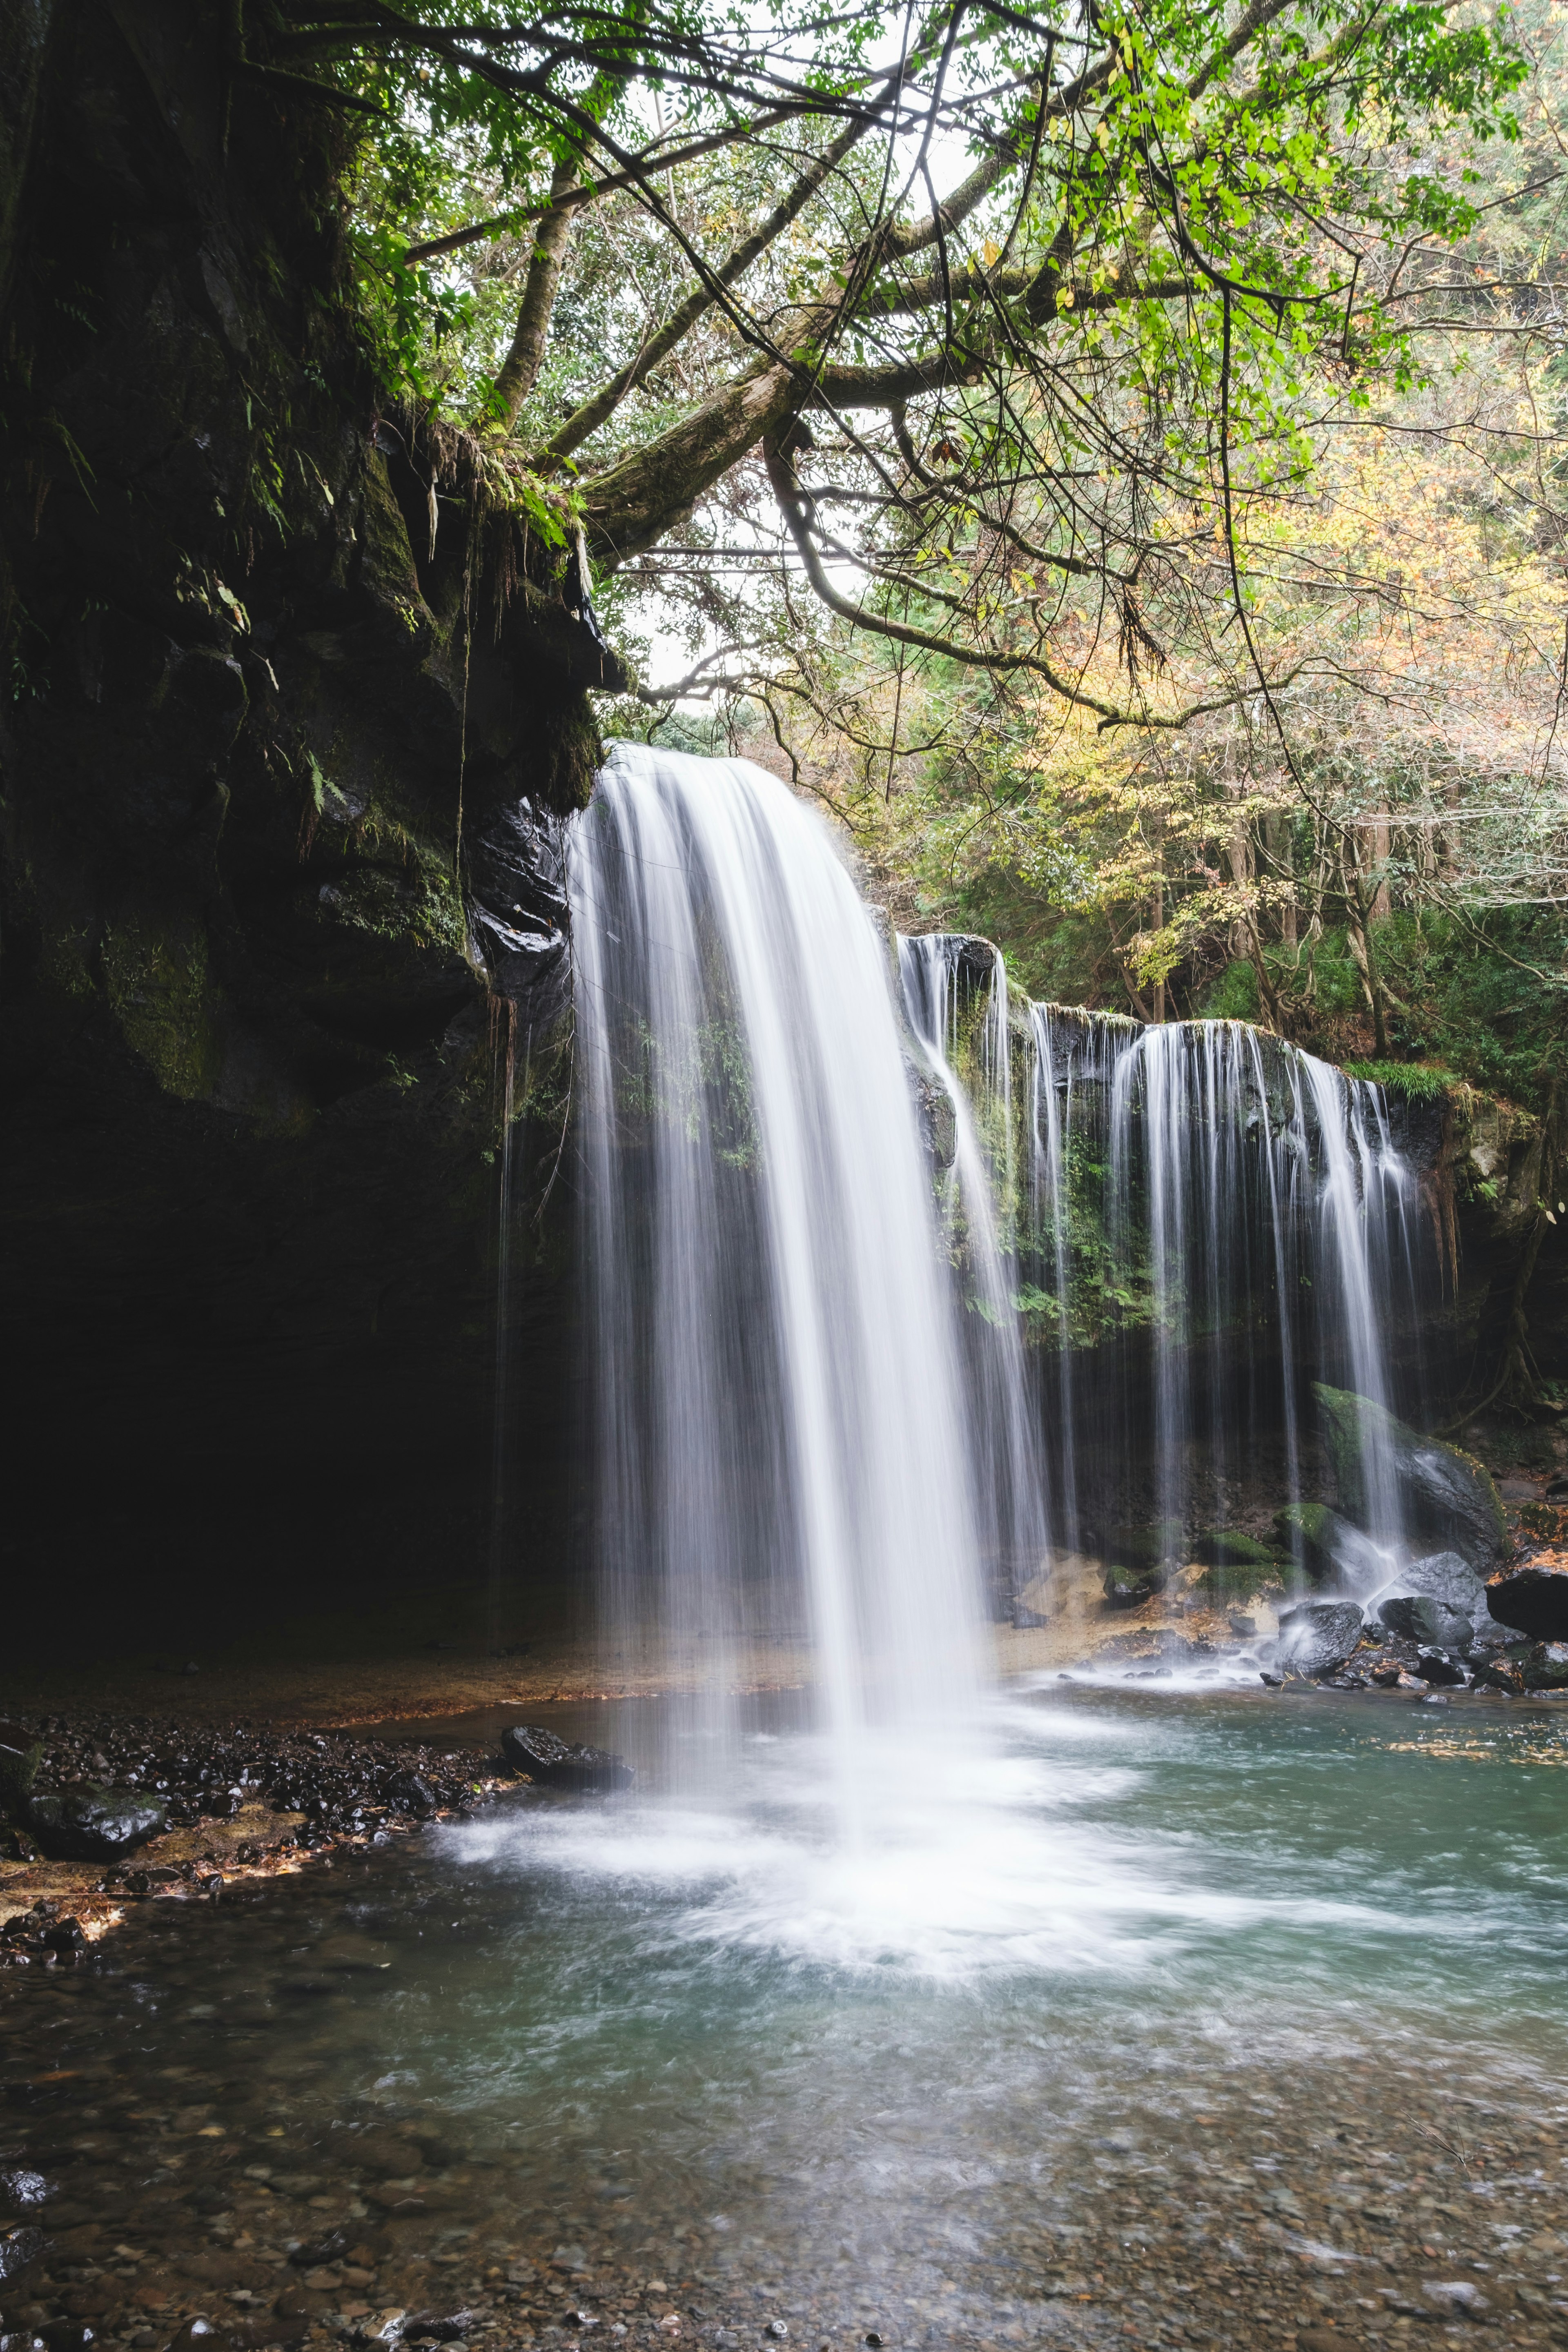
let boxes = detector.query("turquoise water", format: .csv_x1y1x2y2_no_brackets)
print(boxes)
5,1688,1567,2350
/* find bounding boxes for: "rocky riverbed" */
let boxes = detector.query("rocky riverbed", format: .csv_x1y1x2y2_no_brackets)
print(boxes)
0,1718,510,1951
1,1727,1566,2352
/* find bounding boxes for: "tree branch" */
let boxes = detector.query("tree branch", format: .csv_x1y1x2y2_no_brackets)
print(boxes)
540,105,878,466
764,437,1260,731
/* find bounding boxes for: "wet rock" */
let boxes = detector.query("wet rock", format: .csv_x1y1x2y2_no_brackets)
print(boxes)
402,2315,474,2341
1479,1639,1568,1693
1100,1563,1167,1610
383,1773,437,1819
1276,1601,1365,1678
1272,1502,1388,1587
0,2228,45,2284
1313,1384,1509,1569
0,1724,44,1812
0,2171,51,2211
499,1727,633,1793
348,2318,407,2349
1377,1550,1487,1615
1376,1594,1474,1651
1486,1562,1568,1641
24,1787,167,1862
1415,1652,1469,1687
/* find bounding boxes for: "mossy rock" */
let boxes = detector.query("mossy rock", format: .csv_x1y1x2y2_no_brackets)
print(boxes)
1102,1560,1168,1610
1273,1502,1349,1586
1312,1384,1509,1568
1103,1519,1185,1570
1192,1529,1290,1572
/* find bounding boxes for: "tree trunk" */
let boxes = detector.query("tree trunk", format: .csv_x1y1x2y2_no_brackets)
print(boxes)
491,154,582,431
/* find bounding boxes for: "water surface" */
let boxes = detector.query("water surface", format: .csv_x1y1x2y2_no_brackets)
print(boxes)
4,1689,1566,2352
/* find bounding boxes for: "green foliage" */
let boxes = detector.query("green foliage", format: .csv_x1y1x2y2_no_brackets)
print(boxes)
1200,961,1261,1022
1342,1059,1455,1099
346,220,482,409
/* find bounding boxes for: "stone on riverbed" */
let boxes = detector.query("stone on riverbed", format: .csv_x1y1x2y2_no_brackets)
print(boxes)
0,2224,45,2283
1276,1601,1366,1678
24,1784,167,1861
500,1727,633,1793
1486,1562,1568,1641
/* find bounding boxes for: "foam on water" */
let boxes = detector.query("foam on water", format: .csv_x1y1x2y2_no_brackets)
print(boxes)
445,1706,1449,1987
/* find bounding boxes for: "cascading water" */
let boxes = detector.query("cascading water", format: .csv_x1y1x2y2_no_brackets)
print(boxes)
1101,1021,1420,1578
913,952,1427,1596
898,934,1049,1610
570,746,985,1780
570,737,1428,1800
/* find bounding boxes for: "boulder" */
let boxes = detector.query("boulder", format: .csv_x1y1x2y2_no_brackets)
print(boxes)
1486,1563,1568,1642
1276,1601,1366,1678
1313,1385,1508,1568
499,1726,633,1793
1415,1652,1469,1688
1192,1531,1289,1596
1192,1529,1288,1572
0,1722,43,1813
24,1785,167,1862
1375,1595,1476,1652
1526,1641,1568,1690
1472,1641,1568,1694
1272,1503,1389,1588
1101,1562,1167,1609
1390,1550,1488,1614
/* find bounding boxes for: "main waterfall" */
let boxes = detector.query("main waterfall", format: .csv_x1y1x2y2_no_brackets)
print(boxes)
570,746,986,1764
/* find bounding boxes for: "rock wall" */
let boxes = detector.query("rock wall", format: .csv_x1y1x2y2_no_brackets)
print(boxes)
0,0,603,1648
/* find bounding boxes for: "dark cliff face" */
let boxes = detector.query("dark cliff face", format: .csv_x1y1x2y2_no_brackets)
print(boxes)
0,1,599,1648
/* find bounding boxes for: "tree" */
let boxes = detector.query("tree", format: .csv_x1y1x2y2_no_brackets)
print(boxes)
252,0,1522,728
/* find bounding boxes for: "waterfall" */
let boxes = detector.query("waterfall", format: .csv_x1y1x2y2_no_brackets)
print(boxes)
1101,1022,1418,1570
569,743,1426,1748
570,747,985,1774
898,935,1049,1615
894,944,1424,1594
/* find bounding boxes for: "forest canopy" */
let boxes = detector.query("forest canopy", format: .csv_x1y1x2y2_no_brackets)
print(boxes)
251,0,1565,1097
